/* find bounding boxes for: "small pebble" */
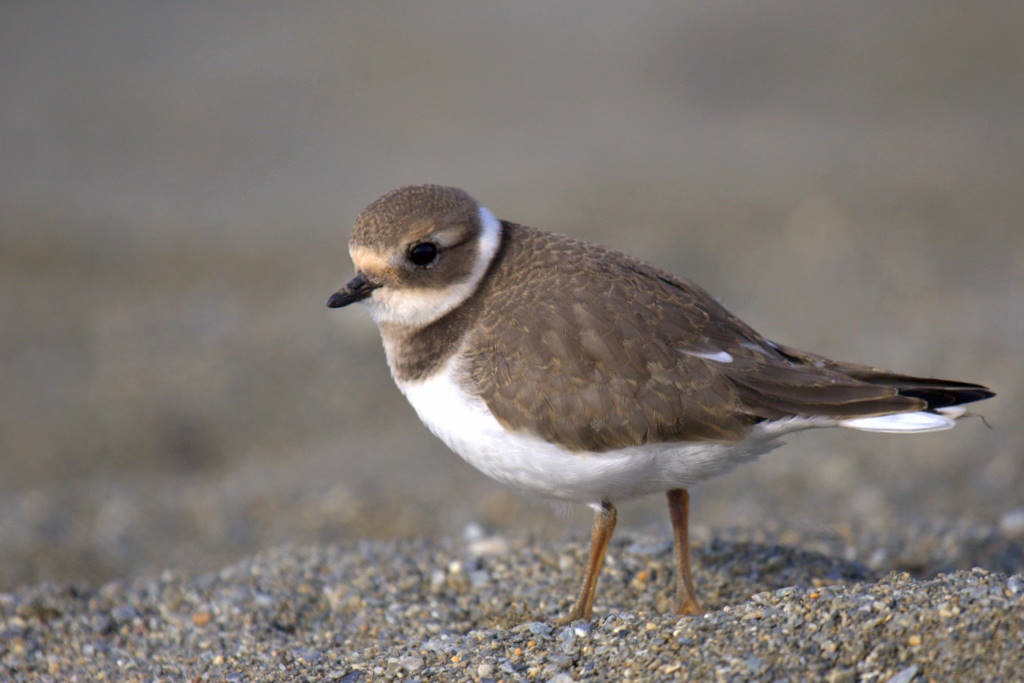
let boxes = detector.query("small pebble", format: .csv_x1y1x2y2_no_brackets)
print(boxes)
191,611,213,627
887,664,919,683
625,540,672,556
548,674,576,683
109,604,137,623
396,654,423,672
826,669,856,683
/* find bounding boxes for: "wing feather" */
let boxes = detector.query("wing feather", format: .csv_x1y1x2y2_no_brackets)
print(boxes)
463,224,992,453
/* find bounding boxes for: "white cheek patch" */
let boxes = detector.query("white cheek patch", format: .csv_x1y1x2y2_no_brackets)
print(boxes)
364,205,502,327
366,286,469,327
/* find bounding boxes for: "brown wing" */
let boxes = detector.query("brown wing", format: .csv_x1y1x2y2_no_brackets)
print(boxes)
763,343,994,410
465,225,991,453
466,224,761,450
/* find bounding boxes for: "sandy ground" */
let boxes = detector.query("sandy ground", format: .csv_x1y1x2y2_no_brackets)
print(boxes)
1,3,1021,595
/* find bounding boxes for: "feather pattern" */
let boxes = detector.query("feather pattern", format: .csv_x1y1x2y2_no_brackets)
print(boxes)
392,223,991,452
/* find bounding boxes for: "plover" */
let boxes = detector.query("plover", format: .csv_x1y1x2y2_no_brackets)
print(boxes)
327,184,994,622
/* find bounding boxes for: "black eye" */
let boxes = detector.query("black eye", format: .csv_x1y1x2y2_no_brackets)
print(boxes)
407,242,439,267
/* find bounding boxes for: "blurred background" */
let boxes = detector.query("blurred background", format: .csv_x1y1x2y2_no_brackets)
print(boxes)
1,2,1020,590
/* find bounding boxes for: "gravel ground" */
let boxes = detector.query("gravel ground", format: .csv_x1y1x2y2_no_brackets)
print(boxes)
3,524,1021,681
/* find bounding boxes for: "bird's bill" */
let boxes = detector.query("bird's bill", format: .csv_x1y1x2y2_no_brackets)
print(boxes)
326,272,381,308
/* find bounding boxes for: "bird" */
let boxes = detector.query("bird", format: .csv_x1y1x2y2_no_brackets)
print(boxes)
326,184,994,622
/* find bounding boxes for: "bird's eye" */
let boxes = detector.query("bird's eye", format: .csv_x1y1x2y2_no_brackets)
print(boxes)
407,242,439,267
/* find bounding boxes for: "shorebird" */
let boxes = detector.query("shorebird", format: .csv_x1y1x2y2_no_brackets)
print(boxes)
327,184,994,621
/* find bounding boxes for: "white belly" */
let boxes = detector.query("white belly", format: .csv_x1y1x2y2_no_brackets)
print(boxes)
395,358,801,504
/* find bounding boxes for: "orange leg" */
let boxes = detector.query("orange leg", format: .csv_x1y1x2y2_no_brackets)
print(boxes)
666,488,704,616
560,501,617,623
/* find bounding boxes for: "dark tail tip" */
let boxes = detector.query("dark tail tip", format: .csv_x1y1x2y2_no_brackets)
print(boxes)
893,381,995,410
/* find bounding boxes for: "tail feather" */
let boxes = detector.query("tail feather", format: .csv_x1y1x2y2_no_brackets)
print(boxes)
764,342,995,421
838,371,995,409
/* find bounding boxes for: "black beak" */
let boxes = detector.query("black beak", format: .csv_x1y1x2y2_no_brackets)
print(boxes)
326,272,381,308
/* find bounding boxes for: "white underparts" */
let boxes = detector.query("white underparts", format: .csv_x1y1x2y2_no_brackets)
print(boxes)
398,357,805,504
398,357,973,502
